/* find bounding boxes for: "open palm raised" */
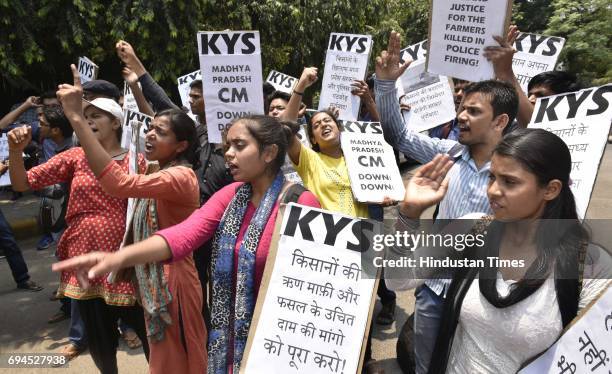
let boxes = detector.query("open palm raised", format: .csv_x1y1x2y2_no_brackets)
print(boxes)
400,154,454,218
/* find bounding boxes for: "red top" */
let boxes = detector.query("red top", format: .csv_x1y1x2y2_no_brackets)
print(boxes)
27,147,144,306
157,182,321,294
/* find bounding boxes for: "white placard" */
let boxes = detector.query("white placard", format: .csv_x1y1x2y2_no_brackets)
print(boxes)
0,172,9,187
519,286,612,374
266,70,298,94
396,40,430,98
529,84,612,218
318,33,372,121
512,33,565,94
400,40,429,65
120,109,150,159
198,31,264,143
340,121,405,202
77,56,98,83
124,119,144,231
0,134,8,159
397,39,456,131
282,125,310,184
427,0,511,81
397,63,456,132
0,136,9,186
177,69,202,117
122,81,140,113
242,203,379,374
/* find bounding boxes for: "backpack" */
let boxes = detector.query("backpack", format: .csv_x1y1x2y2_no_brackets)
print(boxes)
38,183,69,233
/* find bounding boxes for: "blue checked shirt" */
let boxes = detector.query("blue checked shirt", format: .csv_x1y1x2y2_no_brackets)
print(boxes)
375,79,493,296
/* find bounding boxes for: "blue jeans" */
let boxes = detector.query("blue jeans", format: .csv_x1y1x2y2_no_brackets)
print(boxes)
414,285,445,374
60,298,88,350
0,209,30,285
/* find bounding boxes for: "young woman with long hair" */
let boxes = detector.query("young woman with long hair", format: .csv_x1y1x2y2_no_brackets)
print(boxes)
53,113,321,373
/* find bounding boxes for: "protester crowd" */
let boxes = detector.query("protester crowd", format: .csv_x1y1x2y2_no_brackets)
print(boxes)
0,17,610,374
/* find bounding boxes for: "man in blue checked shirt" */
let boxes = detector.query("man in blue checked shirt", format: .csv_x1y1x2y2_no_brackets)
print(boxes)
374,31,519,374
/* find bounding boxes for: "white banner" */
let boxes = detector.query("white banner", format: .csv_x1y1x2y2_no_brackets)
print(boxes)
397,62,456,132
266,70,298,94
120,109,151,163
318,33,372,121
512,33,565,94
282,124,310,184
242,203,379,374
177,69,202,118
519,286,612,374
397,40,429,98
427,0,512,82
0,135,9,186
340,121,405,202
77,56,98,83
529,84,612,218
397,39,456,131
0,134,8,159
198,31,264,143
122,82,139,113
400,40,429,65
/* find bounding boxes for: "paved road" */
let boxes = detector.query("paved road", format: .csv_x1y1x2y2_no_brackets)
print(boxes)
1,145,611,373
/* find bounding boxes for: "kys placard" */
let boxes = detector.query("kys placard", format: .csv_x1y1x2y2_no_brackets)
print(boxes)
340,121,405,203
529,84,612,218
197,31,264,143
241,203,380,374
512,33,565,94
318,33,372,121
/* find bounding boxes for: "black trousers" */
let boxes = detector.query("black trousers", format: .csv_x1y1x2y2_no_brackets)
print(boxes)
77,299,150,374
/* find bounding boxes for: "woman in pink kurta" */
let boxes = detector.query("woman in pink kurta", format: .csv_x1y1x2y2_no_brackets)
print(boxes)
157,180,319,296
53,85,207,374
55,115,321,373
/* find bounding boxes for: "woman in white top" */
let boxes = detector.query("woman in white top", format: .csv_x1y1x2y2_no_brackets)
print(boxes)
387,128,611,374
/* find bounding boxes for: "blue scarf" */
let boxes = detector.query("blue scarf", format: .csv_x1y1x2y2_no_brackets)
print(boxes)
208,172,285,373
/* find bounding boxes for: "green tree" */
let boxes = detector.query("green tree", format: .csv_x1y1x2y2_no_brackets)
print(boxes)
2,0,607,111
511,0,553,34
546,0,612,85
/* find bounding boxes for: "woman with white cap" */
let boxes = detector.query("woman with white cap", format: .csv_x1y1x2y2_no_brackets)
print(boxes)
8,91,149,374
50,64,207,374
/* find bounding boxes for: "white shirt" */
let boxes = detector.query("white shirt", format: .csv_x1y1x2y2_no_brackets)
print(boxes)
447,247,611,374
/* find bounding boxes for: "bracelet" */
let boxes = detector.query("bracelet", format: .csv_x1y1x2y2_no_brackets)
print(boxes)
293,90,304,96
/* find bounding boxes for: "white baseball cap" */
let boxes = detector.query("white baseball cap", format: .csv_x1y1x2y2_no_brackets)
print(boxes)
84,98,123,123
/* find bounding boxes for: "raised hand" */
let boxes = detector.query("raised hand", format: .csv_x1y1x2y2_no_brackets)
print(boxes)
375,31,412,81
24,96,41,108
52,252,123,289
116,40,146,77
400,154,454,218
56,64,84,120
484,25,520,80
295,66,318,92
327,106,340,119
351,80,372,99
122,67,139,85
7,126,32,152
115,40,136,66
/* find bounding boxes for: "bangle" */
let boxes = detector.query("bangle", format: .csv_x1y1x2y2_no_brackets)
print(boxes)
293,90,304,96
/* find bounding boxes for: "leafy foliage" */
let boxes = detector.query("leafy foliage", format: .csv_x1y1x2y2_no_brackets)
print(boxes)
0,0,608,109
545,0,612,85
